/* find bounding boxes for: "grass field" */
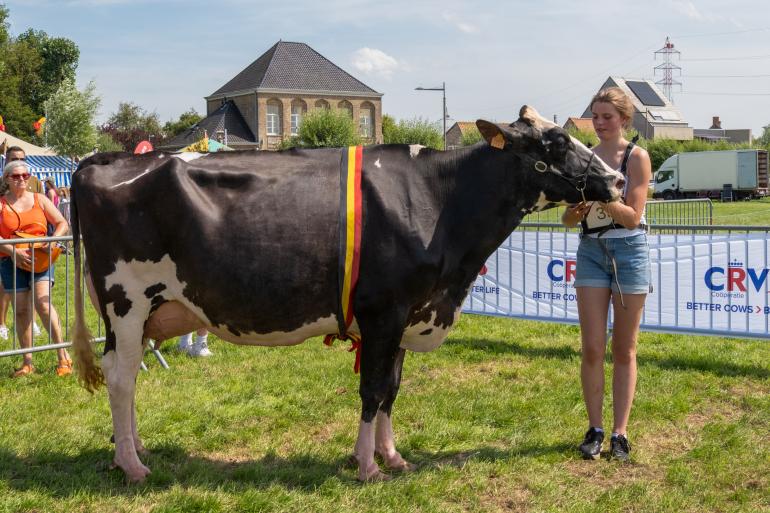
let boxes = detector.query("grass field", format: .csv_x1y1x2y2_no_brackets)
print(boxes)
0,200,769,512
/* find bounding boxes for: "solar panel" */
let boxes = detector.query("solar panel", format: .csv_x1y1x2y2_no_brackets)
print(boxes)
626,81,666,107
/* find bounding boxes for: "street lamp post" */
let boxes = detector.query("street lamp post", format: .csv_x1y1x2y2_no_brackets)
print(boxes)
415,82,447,150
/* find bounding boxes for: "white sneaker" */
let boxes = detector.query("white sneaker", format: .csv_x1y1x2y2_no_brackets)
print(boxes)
32,322,41,337
189,336,213,357
177,333,193,352
0,325,8,341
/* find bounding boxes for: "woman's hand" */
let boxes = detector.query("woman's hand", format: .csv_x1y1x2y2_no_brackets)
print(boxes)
15,248,32,268
562,201,592,227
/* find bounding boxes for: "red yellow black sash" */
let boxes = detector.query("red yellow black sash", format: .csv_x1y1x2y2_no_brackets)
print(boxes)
324,146,363,372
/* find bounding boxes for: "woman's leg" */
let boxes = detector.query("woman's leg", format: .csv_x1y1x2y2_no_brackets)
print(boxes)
33,280,69,363
12,290,33,371
609,292,646,435
576,286,612,428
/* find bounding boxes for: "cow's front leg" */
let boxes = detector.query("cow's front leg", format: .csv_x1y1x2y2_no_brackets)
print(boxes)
354,317,406,482
375,348,416,472
103,338,150,483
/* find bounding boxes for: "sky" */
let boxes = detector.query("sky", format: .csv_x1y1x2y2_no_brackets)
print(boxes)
6,0,770,136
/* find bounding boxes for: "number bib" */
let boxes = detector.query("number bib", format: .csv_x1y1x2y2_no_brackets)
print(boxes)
583,202,615,232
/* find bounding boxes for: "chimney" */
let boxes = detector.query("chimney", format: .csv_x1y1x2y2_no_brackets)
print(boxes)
710,116,722,129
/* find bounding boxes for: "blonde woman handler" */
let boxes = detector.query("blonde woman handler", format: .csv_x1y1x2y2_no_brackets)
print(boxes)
562,87,652,461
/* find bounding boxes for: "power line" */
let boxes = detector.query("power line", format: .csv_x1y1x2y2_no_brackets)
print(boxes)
672,26,770,39
679,91,770,96
683,54,770,62
683,74,770,78
527,45,658,105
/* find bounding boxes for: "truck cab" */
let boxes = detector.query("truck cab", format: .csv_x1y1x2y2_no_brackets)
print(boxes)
653,155,678,200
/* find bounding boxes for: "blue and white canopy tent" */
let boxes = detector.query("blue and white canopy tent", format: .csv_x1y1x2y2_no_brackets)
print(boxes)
0,155,75,187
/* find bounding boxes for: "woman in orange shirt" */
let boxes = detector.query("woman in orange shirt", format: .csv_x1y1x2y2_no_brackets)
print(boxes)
1,160,70,377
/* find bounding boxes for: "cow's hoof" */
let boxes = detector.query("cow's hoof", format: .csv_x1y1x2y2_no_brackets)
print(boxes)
386,459,417,473
376,451,416,473
358,461,390,482
111,460,151,483
136,446,151,457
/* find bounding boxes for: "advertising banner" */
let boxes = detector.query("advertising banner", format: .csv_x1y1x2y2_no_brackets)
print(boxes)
463,231,770,340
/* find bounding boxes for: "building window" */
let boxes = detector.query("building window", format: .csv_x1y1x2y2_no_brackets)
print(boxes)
266,101,281,135
359,105,373,138
290,101,307,135
338,100,353,120
291,107,301,135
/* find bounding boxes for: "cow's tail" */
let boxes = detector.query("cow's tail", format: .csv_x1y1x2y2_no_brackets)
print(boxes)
71,177,105,393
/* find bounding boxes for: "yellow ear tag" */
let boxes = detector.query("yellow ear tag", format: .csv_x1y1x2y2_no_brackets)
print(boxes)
490,133,505,149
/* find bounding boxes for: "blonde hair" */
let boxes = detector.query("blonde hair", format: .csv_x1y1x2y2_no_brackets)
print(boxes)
590,87,635,128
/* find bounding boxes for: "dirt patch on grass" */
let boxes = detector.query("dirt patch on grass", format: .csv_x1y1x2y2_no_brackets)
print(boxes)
564,458,663,487
476,484,531,512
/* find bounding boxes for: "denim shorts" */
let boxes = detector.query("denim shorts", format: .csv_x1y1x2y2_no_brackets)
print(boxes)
0,258,54,292
574,233,651,294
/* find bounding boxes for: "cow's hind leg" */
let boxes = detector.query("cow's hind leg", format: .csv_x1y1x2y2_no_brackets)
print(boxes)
354,316,407,482
102,326,150,483
375,348,416,472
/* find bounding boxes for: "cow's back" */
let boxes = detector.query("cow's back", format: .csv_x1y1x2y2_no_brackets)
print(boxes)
74,149,343,338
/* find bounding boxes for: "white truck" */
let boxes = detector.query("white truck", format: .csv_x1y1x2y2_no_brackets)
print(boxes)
653,149,768,200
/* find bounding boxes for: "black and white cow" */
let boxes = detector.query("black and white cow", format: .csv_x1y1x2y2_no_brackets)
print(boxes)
71,107,623,482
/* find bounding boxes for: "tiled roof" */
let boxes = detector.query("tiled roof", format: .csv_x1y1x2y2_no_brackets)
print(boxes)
210,41,380,97
160,100,255,150
564,117,595,132
456,121,478,134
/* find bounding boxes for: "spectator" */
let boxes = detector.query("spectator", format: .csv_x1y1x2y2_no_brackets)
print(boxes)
1,159,71,377
44,178,59,207
177,328,212,357
0,147,44,341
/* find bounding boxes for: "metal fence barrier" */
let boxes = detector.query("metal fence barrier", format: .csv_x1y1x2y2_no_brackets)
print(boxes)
465,222,770,341
0,235,167,370
525,198,713,227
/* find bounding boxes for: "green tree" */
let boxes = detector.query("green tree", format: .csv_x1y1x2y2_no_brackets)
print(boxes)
0,9,79,140
382,117,443,149
0,5,10,49
756,124,770,148
286,108,361,149
101,102,163,151
43,78,100,158
95,131,123,153
163,108,202,137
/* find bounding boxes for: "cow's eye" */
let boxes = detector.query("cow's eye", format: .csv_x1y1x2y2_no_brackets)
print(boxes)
548,138,569,161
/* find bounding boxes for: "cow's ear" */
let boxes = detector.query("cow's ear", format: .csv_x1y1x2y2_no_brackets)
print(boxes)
476,120,508,150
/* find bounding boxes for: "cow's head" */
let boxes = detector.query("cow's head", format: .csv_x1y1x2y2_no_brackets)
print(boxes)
477,106,623,209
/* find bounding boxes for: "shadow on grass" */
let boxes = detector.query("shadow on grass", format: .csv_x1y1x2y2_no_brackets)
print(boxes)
0,440,571,496
446,337,580,360
445,337,769,379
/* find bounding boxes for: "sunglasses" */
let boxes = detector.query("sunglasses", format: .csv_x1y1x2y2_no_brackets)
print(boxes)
9,173,31,181
7,156,26,162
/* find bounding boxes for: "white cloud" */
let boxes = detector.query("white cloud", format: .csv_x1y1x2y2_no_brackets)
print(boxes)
351,48,399,79
672,1,703,20
442,12,478,34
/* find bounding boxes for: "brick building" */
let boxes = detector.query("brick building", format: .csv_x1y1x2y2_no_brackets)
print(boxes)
163,41,383,151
